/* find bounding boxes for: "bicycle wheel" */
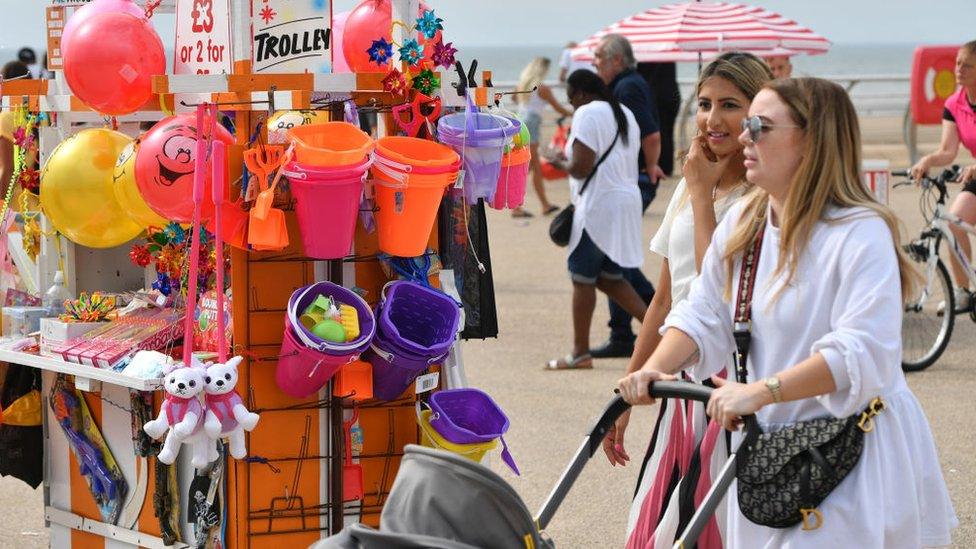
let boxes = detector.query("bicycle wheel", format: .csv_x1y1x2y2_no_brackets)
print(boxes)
901,253,954,371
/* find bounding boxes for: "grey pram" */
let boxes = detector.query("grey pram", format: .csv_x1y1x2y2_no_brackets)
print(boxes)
314,382,757,548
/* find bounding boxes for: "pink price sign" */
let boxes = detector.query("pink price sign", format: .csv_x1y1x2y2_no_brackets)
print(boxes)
174,0,233,75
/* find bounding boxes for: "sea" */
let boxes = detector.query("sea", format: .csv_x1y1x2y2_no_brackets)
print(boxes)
0,42,921,116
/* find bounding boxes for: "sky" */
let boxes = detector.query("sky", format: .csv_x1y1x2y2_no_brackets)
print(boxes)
0,0,972,52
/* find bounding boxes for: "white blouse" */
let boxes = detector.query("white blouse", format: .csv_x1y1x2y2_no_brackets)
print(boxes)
565,101,644,269
665,203,957,548
649,178,746,305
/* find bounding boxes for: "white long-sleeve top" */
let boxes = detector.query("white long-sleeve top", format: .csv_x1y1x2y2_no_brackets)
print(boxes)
665,202,957,548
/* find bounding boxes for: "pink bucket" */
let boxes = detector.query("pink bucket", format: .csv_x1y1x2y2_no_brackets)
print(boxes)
276,316,357,398
489,146,531,210
283,159,371,260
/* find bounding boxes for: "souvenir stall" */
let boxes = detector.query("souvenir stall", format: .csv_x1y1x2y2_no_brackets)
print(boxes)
0,1,529,547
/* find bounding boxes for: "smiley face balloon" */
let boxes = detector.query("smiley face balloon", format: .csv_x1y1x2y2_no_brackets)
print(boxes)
134,113,234,222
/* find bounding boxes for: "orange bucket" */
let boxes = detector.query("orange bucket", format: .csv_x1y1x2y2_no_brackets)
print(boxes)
288,122,375,166
371,137,460,257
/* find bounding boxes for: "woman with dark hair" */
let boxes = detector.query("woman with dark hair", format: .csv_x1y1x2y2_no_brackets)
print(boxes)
544,69,647,370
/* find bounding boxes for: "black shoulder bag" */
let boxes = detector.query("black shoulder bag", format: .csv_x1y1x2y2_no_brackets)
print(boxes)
548,131,620,247
732,225,887,531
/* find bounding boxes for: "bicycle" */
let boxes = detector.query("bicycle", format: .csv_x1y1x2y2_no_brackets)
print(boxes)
893,165,971,371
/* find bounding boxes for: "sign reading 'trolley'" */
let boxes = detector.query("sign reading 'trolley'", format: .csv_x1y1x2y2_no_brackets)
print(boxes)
250,0,333,74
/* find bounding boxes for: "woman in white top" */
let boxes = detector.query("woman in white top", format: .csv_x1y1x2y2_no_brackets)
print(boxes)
605,52,773,548
544,70,647,370
514,57,573,217
619,78,957,547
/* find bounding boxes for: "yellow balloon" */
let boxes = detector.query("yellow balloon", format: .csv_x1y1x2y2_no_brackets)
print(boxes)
266,110,330,144
113,140,167,229
41,129,143,248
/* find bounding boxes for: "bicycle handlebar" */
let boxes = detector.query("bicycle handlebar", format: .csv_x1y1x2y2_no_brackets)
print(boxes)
893,165,961,189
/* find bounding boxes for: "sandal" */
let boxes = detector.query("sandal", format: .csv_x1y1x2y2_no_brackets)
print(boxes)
543,205,560,216
545,353,593,370
511,208,534,218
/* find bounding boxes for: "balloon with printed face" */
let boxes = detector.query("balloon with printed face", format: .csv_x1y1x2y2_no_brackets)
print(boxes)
135,113,234,223
266,110,330,144
61,0,145,54
114,140,168,229
41,129,143,248
63,11,165,115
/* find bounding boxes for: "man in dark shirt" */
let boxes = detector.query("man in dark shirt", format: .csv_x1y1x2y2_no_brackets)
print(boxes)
637,62,681,177
590,34,661,358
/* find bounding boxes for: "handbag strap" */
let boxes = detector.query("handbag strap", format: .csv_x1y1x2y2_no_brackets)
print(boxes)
577,130,620,196
732,224,767,385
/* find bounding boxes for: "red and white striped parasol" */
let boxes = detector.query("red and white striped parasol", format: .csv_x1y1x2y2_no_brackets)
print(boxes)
572,2,831,63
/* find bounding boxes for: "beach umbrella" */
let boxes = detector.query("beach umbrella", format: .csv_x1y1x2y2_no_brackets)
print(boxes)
571,1,830,65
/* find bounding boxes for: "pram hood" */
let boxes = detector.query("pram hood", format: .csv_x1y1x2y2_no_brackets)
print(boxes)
344,444,550,548
312,445,551,548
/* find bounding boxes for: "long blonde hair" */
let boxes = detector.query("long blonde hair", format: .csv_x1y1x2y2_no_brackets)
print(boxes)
721,78,917,302
515,57,550,104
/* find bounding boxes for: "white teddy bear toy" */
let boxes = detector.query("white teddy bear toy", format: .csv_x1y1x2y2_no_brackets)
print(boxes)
144,360,211,467
203,356,259,461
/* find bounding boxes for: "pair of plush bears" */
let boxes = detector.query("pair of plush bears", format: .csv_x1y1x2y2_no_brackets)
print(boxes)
143,356,259,468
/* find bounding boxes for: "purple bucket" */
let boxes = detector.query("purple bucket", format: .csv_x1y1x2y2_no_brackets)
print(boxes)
287,282,375,356
376,281,460,357
276,317,353,398
427,388,519,475
363,335,449,401
437,112,517,203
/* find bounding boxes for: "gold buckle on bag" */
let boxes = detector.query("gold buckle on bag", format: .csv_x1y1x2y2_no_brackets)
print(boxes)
857,397,886,433
800,508,824,530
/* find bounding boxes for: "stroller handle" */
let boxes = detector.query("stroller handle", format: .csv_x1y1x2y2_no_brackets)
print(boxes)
587,381,759,459
536,380,760,534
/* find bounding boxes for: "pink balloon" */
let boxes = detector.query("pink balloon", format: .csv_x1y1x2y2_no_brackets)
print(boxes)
135,113,234,223
61,0,144,54
63,12,165,115
343,0,441,73
332,11,351,73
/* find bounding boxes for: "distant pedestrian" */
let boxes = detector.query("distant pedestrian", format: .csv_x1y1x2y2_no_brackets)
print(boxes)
544,70,647,370
514,57,574,218
558,41,594,83
637,62,681,176
17,47,40,80
764,54,793,79
591,33,662,358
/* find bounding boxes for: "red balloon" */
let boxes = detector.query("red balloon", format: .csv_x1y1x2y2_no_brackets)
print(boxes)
135,113,234,223
63,12,165,115
61,0,144,54
343,0,441,73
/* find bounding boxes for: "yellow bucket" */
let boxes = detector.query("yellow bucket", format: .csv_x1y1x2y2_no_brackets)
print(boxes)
418,409,497,463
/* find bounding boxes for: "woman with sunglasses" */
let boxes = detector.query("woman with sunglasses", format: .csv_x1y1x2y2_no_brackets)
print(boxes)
609,52,771,548
619,78,956,547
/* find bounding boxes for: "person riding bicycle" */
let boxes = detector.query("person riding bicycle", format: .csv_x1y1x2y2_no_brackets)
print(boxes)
911,40,976,314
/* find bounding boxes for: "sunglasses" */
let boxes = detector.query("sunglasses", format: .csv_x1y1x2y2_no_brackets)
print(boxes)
740,115,800,144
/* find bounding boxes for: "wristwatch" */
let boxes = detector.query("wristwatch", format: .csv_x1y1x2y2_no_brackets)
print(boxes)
764,376,783,403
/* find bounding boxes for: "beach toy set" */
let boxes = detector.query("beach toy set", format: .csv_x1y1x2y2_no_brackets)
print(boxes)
276,282,376,398
416,387,518,474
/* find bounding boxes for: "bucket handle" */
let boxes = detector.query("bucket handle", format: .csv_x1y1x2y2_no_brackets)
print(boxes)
282,153,376,181
370,340,450,366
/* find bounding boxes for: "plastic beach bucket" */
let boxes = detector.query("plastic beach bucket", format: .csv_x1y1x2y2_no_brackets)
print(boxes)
427,388,519,474
288,122,374,166
283,157,372,259
418,409,498,463
489,146,531,210
437,112,518,203
376,281,460,358
287,282,376,356
364,335,448,401
371,137,460,257
276,317,351,398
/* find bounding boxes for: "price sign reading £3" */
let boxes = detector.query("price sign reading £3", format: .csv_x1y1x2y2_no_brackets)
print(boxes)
174,0,233,75
251,0,332,74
